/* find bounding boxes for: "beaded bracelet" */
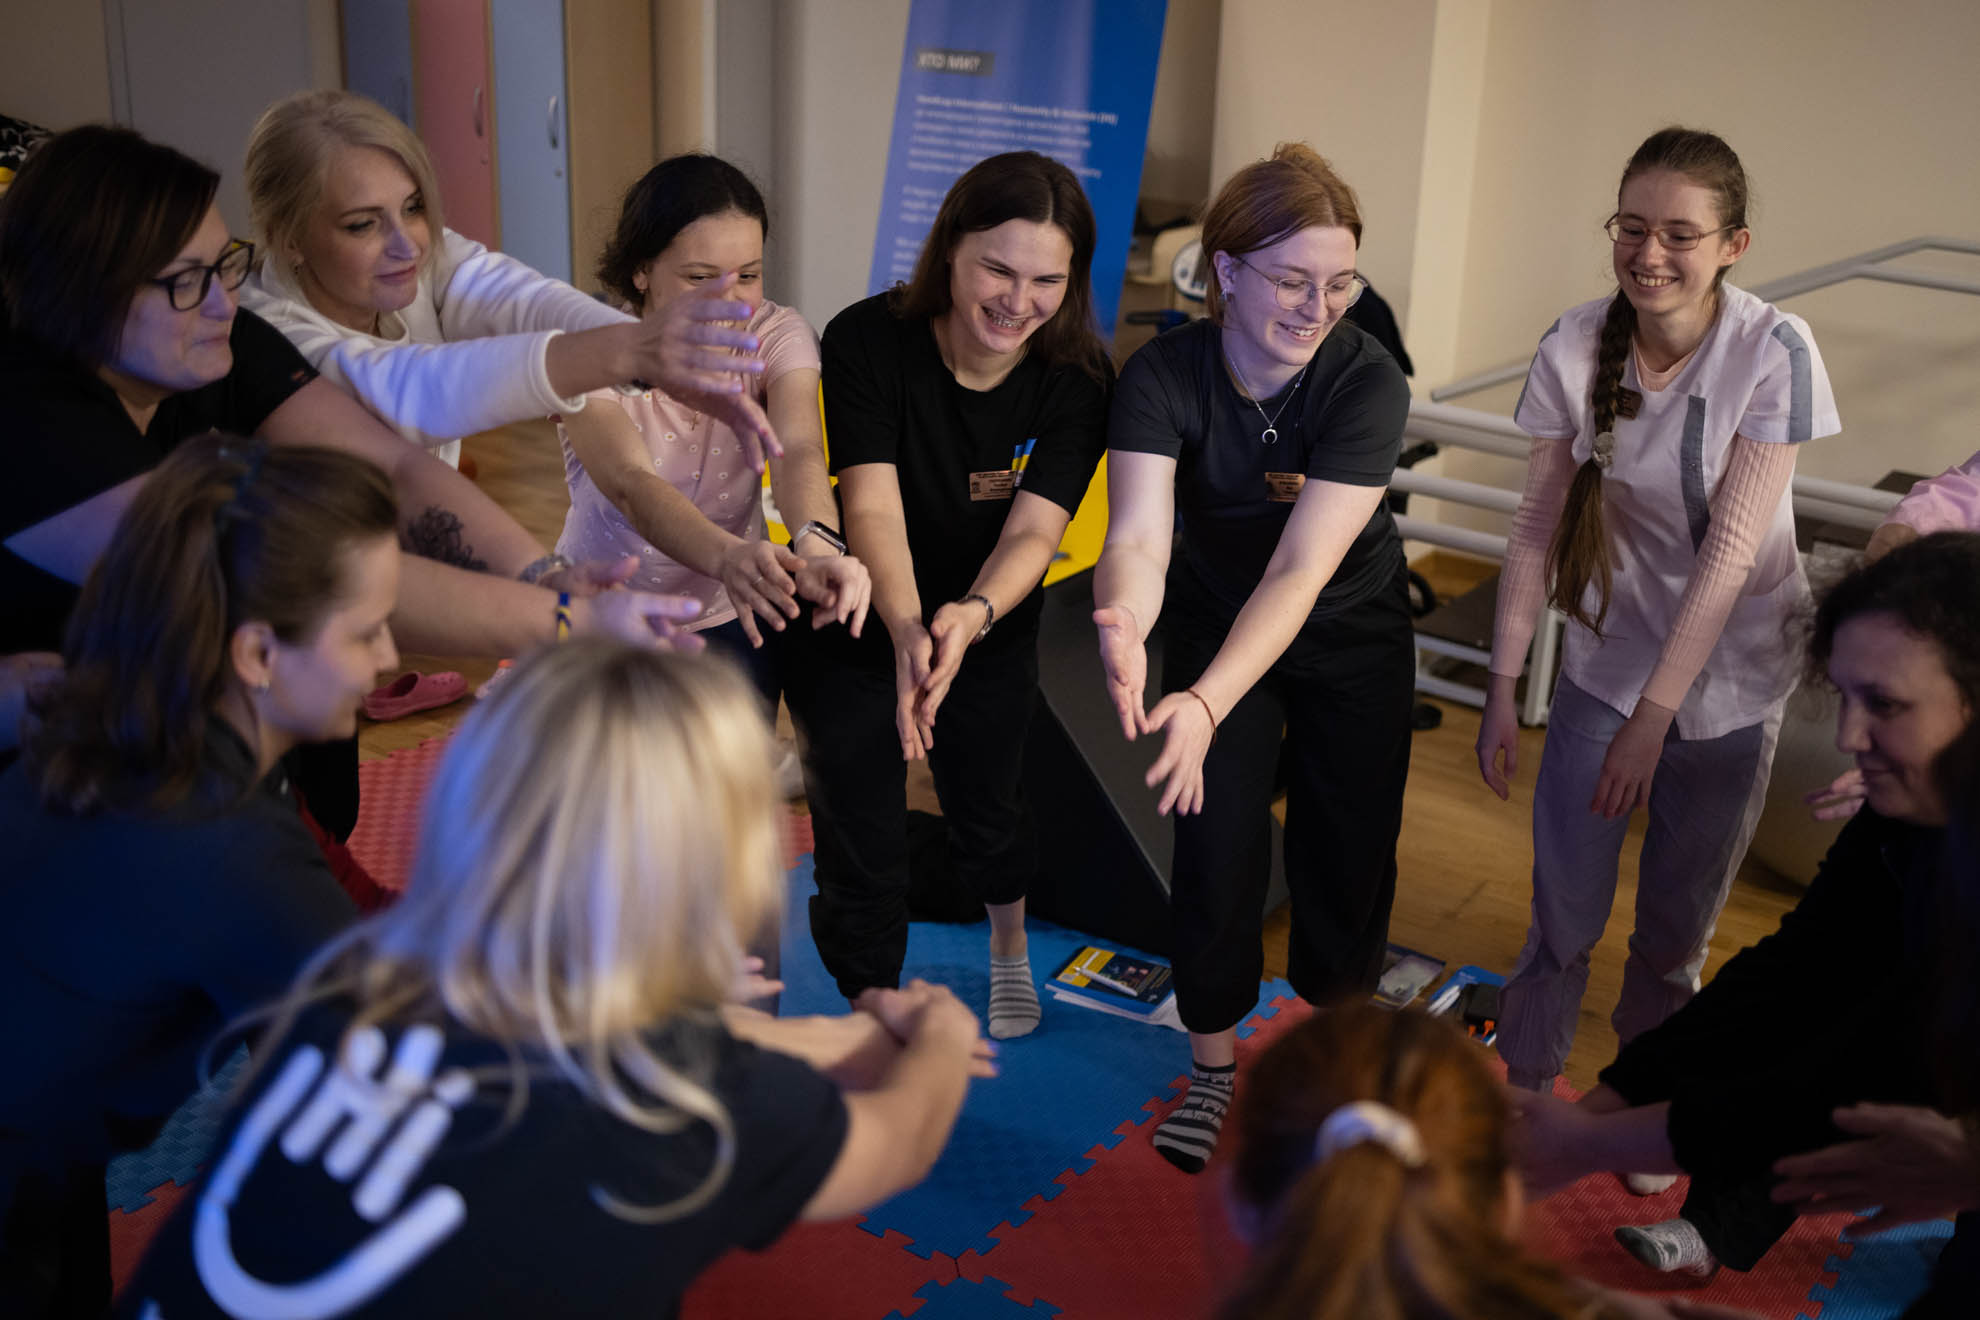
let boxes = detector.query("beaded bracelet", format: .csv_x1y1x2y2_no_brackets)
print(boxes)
1183,687,1218,743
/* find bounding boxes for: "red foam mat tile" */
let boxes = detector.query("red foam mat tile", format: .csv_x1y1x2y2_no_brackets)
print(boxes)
350,735,816,894
682,1218,958,1319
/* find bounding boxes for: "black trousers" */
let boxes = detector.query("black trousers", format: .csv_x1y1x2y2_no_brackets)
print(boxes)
1162,561,1415,1035
783,621,1039,999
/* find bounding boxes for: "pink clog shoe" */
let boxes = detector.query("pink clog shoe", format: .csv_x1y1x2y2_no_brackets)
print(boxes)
362,670,468,721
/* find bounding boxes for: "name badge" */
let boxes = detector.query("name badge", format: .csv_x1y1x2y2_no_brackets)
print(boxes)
970,470,1018,501
1265,472,1306,503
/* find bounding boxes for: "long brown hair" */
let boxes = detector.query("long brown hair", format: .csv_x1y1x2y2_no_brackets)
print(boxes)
1201,142,1362,326
888,150,1109,382
0,124,219,366
1220,1004,1610,1320
1549,127,1750,635
26,435,398,815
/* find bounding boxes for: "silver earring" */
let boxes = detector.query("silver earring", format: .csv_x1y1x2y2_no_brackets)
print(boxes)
254,679,271,695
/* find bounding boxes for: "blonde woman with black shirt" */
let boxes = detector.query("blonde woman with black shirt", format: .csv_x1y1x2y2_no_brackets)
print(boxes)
1095,144,1413,1172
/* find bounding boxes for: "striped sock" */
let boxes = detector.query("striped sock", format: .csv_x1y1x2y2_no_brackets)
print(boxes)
988,954,1040,1039
1614,1218,1719,1278
1153,1062,1235,1174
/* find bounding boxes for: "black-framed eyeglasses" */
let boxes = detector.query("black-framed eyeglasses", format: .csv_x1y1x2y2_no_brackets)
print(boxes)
1233,254,1367,312
1604,216,1739,252
150,239,255,311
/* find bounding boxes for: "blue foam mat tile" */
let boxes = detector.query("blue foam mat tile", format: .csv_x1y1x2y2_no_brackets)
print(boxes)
779,857,1295,1261
1804,1218,1952,1319
105,1046,246,1214
884,1274,1062,1319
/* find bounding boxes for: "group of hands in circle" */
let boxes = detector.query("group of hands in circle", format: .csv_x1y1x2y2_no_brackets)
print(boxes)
539,273,874,654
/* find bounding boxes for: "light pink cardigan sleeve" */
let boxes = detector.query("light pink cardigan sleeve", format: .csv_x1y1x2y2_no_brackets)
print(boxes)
1884,450,1980,537
1489,435,1799,714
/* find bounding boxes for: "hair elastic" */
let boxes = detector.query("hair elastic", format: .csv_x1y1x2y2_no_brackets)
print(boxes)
1315,1101,1426,1169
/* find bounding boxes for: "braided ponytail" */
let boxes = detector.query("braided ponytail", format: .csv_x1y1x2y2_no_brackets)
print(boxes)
1547,291,1636,634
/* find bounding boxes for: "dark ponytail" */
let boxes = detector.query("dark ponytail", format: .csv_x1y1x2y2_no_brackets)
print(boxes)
1548,126,1750,636
26,435,398,814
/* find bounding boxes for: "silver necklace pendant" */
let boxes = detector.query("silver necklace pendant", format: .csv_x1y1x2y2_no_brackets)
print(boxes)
1226,346,1307,446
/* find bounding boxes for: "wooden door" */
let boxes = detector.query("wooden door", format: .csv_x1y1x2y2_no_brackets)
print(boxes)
411,0,497,249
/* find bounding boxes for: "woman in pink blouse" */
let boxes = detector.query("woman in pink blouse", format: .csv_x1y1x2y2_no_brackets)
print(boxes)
556,155,870,700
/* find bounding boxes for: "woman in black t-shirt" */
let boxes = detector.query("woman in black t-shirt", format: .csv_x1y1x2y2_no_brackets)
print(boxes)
123,644,993,1320
786,152,1111,1034
1094,144,1413,1172
0,437,396,1317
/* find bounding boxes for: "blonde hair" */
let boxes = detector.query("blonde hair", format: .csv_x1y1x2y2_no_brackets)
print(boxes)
1200,142,1362,325
251,642,785,1221
244,89,447,275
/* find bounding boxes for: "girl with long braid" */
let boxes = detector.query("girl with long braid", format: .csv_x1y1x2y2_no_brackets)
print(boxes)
1476,127,1839,1103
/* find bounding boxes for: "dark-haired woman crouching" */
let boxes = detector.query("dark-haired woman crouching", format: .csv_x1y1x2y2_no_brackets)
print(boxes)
0,438,399,1317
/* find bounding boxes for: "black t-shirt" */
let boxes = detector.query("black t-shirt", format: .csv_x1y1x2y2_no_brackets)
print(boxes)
124,1008,850,1319
0,309,316,653
0,724,353,1171
1108,317,1409,622
821,293,1110,642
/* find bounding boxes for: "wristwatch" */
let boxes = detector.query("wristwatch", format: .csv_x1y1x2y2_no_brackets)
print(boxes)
960,592,995,642
518,552,573,585
792,520,848,555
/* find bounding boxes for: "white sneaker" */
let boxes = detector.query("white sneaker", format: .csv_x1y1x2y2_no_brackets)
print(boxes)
1623,1172,1678,1196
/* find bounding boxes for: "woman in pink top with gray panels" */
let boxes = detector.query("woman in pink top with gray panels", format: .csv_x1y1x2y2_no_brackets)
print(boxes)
1476,128,1840,1115
556,155,871,701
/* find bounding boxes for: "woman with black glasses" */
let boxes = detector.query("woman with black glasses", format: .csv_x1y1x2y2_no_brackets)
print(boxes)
0,126,722,789
1475,127,1840,1110
1093,143,1413,1173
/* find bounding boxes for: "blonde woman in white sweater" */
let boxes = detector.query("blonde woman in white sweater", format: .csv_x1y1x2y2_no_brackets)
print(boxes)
240,90,779,472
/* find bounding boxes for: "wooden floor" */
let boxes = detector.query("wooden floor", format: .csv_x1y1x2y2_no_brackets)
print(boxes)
361,421,1804,1090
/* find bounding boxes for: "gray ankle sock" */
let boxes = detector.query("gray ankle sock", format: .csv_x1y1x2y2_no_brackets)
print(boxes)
988,954,1040,1039
1615,1218,1718,1277
1153,1062,1235,1174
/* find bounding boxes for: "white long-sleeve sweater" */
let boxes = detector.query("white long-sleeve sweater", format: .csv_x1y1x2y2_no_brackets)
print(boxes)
241,227,634,467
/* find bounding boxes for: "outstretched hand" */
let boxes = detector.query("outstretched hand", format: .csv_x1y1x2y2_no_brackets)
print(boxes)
1141,688,1217,817
1773,1103,1980,1234
1092,605,1148,740
630,273,783,472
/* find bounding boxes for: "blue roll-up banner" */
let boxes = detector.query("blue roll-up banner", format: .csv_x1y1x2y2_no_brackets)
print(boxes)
868,0,1169,339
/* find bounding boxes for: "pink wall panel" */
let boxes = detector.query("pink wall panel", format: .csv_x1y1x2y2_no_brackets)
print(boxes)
411,0,497,248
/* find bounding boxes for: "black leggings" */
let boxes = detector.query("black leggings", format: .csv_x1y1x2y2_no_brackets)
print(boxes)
784,621,1038,999
1161,562,1416,1035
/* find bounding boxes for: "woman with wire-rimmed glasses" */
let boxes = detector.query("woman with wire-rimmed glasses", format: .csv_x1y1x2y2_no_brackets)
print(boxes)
1476,127,1840,1127
1093,143,1413,1173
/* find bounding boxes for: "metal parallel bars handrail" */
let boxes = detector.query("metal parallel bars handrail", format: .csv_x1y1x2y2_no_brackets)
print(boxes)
1428,236,1980,403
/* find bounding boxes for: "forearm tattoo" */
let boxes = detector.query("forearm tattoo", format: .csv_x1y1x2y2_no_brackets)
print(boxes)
403,507,488,572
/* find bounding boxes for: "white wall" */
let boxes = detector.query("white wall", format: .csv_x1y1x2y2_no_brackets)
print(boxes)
7,0,114,129
772,0,910,329
1210,0,1437,329
1451,0,1980,501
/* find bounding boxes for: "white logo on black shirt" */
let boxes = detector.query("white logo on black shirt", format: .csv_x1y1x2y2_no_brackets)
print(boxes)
143,1024,474,1319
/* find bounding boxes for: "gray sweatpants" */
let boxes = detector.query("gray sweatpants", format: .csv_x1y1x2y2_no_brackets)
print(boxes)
1497,675,1780,1089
